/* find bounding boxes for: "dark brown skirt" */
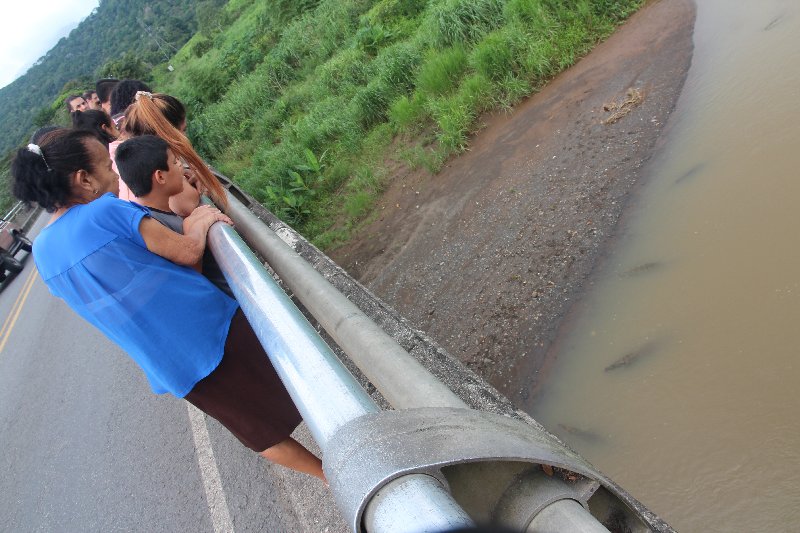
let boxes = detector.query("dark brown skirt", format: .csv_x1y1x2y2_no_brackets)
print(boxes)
184,309,302,452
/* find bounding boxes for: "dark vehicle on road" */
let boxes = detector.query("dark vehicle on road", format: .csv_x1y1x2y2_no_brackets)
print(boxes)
0,217,32,281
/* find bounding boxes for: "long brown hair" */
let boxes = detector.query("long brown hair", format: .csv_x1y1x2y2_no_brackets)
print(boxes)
124,92,227,207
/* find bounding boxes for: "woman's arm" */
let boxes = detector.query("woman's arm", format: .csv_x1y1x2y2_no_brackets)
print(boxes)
139,205,231,266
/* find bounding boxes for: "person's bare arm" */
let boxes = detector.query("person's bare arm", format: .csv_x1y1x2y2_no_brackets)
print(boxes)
139,205,231,266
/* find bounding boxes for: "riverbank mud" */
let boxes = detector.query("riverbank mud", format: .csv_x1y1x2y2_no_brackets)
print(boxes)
329,0,696,406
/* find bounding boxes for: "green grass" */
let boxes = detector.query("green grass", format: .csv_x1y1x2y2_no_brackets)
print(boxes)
141,0,644,247
389,93,428,132
423,0,506,48
470,26,525,81
426,94,474,153
417,46,468,95
344,165,385,218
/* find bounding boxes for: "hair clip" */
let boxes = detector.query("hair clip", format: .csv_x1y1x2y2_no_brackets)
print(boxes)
135,91,153,101
26,143,43,156
27,143,52,171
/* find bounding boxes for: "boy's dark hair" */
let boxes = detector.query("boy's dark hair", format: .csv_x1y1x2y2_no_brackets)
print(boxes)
110,79,152,116
11,129,97,212
65,95,83,112
83,90,96,101
115,135,170,197
72,110,115,147
95,78,119,104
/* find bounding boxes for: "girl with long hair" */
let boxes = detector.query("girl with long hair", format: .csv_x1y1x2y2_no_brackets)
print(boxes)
111,91,226,214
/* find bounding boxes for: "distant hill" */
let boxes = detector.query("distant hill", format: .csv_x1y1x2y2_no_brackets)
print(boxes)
0,0,200,156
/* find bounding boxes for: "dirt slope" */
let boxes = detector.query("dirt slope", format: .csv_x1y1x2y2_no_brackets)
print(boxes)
329,0,696,406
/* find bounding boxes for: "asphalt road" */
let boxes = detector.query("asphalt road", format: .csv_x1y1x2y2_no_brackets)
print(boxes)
0,213,304,532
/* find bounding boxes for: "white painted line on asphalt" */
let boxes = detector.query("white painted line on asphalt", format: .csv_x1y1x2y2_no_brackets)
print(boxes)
187,403,235,533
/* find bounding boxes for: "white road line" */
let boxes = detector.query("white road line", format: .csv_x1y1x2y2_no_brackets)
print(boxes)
186,403,235,533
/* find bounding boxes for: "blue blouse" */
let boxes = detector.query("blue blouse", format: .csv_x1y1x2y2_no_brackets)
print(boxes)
34,193,239,397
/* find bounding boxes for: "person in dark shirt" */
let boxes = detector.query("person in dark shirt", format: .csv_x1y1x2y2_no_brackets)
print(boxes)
115,135,232,297
95,78,119,115
109,79,152,127
71,109,120,148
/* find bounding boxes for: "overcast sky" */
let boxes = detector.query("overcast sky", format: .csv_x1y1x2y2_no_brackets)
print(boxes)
0,0,100,89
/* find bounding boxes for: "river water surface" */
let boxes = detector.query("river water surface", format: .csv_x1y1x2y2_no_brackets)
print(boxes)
527,1,800,531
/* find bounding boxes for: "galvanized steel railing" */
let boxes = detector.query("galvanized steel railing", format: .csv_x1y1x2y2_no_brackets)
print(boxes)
2,200,41,233
205,211,475,532
202,187,657,533
2,201,25,222
219,190,467,411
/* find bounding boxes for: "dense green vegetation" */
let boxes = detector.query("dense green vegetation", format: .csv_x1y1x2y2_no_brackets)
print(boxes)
1,0,643,246
154,0,641,248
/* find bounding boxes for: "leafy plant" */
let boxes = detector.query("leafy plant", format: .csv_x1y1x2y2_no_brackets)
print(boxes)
297,147,327,175
263,149,326,224
355,23,395,55
264,171,314,224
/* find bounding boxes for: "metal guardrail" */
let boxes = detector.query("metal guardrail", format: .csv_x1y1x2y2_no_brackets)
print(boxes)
219,190,467,411
204,185,672,533
2,201,42,233
2,201,25,222
0,182,666,529
205,208,475,532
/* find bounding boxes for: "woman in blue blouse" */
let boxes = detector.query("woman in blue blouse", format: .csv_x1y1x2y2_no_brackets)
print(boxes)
11,129,324,481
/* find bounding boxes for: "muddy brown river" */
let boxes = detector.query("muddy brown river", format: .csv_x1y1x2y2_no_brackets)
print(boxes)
528,1,800,531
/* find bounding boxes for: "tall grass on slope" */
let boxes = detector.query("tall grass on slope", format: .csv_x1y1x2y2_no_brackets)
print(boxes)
194,1,371,158
423,0,506,48
176,0,643,247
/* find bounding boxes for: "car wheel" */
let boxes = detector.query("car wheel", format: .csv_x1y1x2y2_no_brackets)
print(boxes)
2,254,23,274
15,233,32,252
